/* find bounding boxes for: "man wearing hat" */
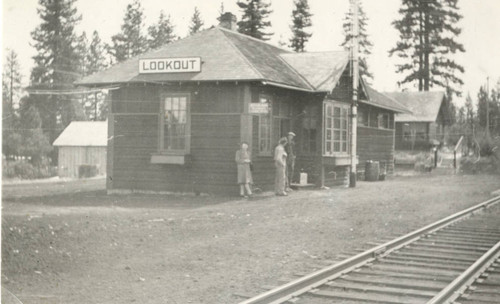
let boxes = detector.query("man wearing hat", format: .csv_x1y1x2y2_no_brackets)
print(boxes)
285,131,296,191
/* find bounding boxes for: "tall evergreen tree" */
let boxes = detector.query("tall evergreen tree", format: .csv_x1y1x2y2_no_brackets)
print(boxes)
2,50,23,111
75,31,89,77
2,50,23,158
237,0,273,40
189,7,204,35
289,0,313,53
110,0,147,62
341,1,373,81
76,31,108,121
30,0,83,153
87,31,108,75
148,11,177,49
389,0,465,96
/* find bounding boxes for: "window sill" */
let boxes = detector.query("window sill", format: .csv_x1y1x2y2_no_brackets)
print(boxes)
151,154,190,165
322,155,358,166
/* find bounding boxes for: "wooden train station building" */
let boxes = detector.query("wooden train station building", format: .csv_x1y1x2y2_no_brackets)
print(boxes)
77,15,408,195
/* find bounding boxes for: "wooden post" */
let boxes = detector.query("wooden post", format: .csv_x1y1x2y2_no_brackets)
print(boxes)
349,0,359,188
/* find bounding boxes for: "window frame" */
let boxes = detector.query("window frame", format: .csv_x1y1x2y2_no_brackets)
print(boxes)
158,92,191,155
323,101,350,156
255,94,273,156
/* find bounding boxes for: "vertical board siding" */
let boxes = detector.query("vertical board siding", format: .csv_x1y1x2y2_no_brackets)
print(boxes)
357,126,395,175
58,146,107,178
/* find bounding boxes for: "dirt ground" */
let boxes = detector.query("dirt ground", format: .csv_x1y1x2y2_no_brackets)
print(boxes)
2,174,499,304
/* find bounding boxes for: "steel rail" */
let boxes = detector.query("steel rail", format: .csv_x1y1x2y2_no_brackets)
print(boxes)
238,195,500,304
426,240,500,304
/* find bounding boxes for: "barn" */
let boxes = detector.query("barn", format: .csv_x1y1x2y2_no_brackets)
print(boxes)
384,91,450,151
76,13,407,195
53,121,107,178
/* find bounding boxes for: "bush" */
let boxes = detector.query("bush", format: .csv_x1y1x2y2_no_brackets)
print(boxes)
2,159,57,180
461,156,500,174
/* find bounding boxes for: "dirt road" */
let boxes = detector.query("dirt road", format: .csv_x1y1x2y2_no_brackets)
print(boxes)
2,174,499,304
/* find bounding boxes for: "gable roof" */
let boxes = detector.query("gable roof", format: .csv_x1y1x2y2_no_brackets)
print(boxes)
53,121,108,147
76,27,349,93
362,85,410,113
280,52,349,92
384,91,446,122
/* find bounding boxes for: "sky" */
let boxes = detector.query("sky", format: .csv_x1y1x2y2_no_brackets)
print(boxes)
2,0,500,106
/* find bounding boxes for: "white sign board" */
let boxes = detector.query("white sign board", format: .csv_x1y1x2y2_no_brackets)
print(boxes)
139,57,201,74
249,103,270,114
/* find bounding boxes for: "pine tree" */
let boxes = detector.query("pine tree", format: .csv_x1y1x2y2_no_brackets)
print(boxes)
110,0,147,62
148,11,177,49
30,0,83,155
2,50,23,111
237,0,273,40
2,50,23,158
289,0,312,52
189,7,204,35
75,32,89,77
389,0,465,96
341,1,373,81
87,31,108,75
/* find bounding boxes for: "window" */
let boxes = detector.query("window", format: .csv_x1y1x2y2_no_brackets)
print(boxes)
256,95,272,155
272,99,292,144
378,113,391,129
324,103,349,155
302,104,318,154
160,93,190,153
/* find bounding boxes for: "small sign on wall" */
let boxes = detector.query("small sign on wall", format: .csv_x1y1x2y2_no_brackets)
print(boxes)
139,57,201,74
249,103,270,114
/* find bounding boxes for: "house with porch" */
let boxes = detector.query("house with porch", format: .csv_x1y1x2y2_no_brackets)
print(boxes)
385,91,449,151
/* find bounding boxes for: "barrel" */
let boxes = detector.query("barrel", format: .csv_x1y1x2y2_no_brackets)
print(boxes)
365,161,380,181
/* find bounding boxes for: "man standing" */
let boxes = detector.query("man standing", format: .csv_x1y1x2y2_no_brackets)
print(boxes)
274,137,288,196
285,131,296,191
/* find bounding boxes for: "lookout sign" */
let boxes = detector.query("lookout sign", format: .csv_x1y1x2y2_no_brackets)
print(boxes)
139,57,201,74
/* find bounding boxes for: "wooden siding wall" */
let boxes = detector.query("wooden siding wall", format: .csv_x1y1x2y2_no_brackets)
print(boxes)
110,84,242,195
58,146,107,178
395,122,432,151
357,127,395,176
356,103,396,176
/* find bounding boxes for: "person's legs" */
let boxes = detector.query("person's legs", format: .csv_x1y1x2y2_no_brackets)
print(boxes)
277,166,286,195
244,184,252,196
239,184,245,196
275,165,279,194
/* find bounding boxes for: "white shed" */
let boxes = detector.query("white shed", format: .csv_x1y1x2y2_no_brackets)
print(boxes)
53,121,107,178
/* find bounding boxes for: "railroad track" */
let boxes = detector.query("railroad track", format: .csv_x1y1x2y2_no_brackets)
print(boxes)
239,195,500,304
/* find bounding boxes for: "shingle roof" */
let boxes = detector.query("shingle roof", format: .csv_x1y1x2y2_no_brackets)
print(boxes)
280,52,349,92
76,27,348,92
362,85,410,113
53,121,108,147
384,91,446,122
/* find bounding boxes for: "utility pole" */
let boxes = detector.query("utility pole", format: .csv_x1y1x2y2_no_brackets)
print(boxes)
486,76,490,138
349,0,359,188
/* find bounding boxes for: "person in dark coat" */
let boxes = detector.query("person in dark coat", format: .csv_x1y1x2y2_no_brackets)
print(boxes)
235,142,253,198
285,132,296,191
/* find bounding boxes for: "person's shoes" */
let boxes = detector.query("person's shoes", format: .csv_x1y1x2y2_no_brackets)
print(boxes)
276,192,288,196
285,187,293,192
